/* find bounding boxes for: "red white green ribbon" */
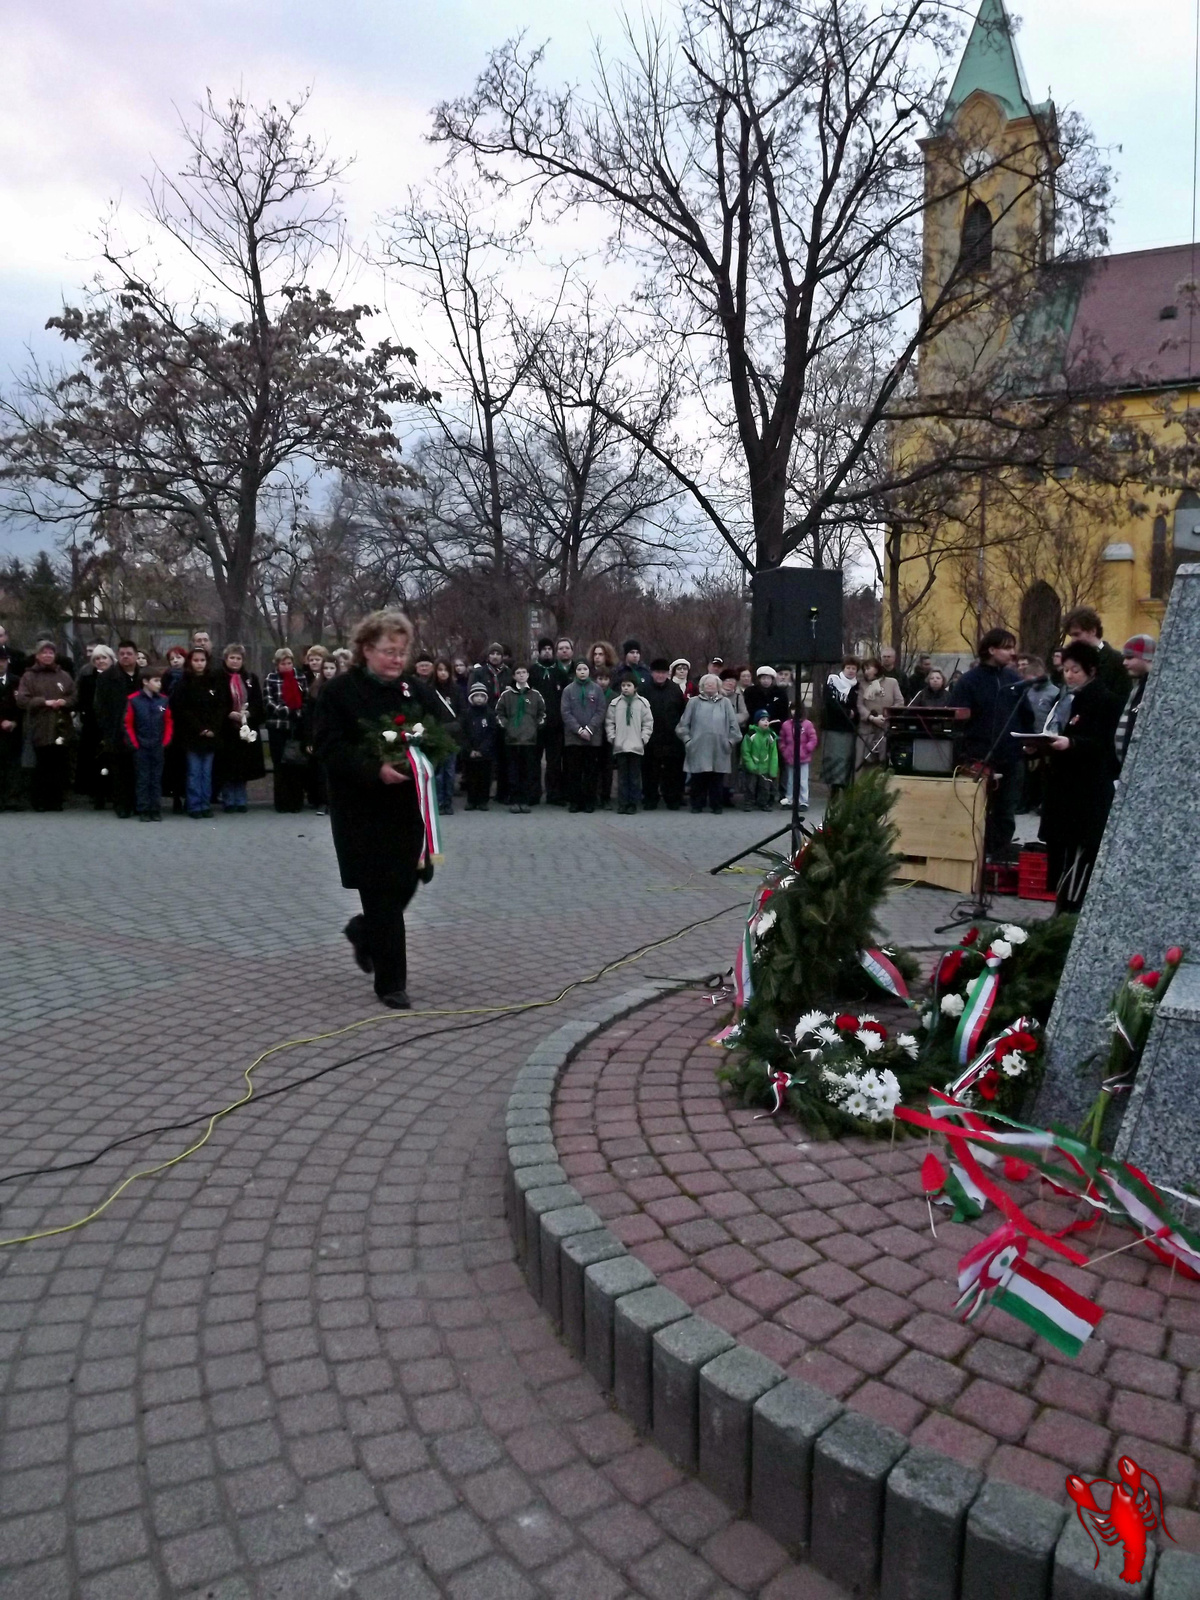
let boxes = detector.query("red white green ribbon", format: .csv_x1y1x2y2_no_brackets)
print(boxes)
407,747,442,863
952,961,1000,1065
992,1255,1104,1356
859,948,911,1004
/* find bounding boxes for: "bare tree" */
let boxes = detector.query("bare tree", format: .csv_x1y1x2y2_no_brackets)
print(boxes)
433,0,1118,577
1,93,425,641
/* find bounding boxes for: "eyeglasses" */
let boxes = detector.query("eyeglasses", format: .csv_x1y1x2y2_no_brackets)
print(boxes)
368,645,408,659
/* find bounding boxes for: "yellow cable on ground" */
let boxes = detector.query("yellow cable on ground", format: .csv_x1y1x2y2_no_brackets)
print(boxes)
0,905,742,1249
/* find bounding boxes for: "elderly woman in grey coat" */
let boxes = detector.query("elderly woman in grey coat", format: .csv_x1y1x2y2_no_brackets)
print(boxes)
676,673,743,814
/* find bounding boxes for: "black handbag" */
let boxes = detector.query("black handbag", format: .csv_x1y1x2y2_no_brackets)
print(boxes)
280,737,307,767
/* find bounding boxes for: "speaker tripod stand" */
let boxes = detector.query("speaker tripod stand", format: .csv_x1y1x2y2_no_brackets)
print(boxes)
709,661,815,877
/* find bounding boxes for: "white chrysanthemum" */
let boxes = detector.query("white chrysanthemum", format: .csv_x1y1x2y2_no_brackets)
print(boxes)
754,908,777,940
816,1026,840,1046
844,1092,870,1119
859,1013,879,1024
1001,925,1028,945
897,1033,920,1060
1000,1052,1026,1078
990,938,1013,961
856,1030,884,1054
793,1010,829,1041
381,729,398,743
940,993,965,1017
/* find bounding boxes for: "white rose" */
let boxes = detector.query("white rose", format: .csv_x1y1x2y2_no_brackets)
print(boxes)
940,993,965,1017
921,1010,934,1030
381,729,398,743
99,767,109,777
990,939,1013,961
1001,925,1028,945
54,736,64,745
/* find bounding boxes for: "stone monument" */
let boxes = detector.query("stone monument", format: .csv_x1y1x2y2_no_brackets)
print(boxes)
1036,564,1200,1188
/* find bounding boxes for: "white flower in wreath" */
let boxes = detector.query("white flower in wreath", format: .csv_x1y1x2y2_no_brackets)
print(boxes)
816,1025,840,1046
1001,925,1028,946
54,736,64,745
844,1092,870,1119
921,1010,934,1031
940,993,965,1017
381,729,399,744
897,1033,920,1060
1000,1052,1027,1078
409,722,425,737
754,908,777,940
856,1030,884,1054
990,938,1013,961
859,1013,879,1024
793,1010,830,1042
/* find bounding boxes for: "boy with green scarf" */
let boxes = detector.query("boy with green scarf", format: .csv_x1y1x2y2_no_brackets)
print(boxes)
496,666,546,813
604,676,654,814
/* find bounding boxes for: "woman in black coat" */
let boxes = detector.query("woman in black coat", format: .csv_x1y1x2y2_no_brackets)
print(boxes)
171,648,224,817
314,611,438,1009
1036,641,1121,914
213,644,266,811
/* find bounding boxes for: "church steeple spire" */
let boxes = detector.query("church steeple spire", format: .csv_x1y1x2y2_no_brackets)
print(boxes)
942,0,1039,127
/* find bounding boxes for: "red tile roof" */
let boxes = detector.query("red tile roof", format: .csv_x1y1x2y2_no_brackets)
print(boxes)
1067,242,1200,390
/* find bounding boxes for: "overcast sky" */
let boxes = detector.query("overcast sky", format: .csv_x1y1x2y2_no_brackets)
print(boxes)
1,0,1197,555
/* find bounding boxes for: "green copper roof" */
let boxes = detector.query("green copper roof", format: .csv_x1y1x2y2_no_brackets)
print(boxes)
942,0,1036,126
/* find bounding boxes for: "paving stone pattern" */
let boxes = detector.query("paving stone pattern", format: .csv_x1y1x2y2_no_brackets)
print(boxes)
553,991,1200,1549
0,802,863,1600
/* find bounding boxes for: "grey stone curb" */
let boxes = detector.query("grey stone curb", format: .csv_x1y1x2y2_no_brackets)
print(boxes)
503,985,1186,1600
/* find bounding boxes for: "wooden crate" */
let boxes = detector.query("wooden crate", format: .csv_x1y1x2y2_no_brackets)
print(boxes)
888,773,985,895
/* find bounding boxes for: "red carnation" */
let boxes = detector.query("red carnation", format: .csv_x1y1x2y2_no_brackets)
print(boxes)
978,1071,1000,1101
963,928,979,946
937,950,964,988
1139,971,1162,988
834,1014,860,1032
1008,1031,1038,1054
1166,946,1184,967
1128,954,1145,973
859,1020,888,1039
393,714,407,726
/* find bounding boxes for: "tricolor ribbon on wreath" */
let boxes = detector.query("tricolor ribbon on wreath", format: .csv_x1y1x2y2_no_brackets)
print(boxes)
407,746,443,864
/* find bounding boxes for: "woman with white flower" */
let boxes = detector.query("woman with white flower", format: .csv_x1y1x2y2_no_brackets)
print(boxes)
315,611,441,1011
15,640,76,812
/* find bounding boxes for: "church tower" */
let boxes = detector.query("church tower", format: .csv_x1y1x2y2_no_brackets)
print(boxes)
917,0,1059,392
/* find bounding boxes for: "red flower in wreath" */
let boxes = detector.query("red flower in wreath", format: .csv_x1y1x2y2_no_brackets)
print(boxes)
1006,1031,1038,1055
859,1020,888,1039
394,714,407,726
834,1013,860,1032
1166,946,1184,967
978,1070,1000,1101
1128,954,1145,973
1138,971,1162,989
963,928,979,947
937,950,964,987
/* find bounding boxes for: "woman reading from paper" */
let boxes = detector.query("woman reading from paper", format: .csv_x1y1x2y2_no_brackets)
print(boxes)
315,611,439,1011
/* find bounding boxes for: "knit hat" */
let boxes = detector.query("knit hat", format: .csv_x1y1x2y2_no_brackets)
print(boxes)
621,639,640,655
486,641,504,656
751,708,769,722
650,658,670,671
537,637,555,651
467,683,490,701
1122,634,1156,659
755,664,777,679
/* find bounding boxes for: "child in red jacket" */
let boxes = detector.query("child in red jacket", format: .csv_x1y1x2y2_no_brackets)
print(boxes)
778,711,818,811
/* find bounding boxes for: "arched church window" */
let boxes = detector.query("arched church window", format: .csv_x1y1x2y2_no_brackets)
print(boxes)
958,200,994,278
1150,515,1168,600
1169,489,1200,585
1019,580,1061,666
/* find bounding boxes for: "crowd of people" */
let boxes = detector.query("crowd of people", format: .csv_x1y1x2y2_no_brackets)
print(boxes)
0,603,1157,921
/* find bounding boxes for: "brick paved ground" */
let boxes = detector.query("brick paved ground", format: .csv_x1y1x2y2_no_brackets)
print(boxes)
0,800,864,1600
553,990,1200,1550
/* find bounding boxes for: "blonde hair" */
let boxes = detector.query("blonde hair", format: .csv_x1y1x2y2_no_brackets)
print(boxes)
304,643,331,662
351,610,413,666
273,647,294,665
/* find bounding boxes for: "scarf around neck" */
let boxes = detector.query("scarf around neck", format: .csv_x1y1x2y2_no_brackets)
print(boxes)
280,668,303,712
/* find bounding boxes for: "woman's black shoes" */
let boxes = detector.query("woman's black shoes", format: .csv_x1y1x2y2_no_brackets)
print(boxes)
419,858,435,884
343,917,373,974
378,990,411,1010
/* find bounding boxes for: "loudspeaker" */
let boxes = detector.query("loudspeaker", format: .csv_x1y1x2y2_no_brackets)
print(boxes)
750,568,844,664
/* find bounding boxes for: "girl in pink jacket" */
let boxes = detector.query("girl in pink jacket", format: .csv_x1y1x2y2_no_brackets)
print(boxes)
778,713,818,810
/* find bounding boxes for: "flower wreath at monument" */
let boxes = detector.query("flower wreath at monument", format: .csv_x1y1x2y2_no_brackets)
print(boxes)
360,710,458,866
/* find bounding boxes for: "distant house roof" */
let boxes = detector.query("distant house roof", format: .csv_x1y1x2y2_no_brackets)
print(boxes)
1066,243,1200,391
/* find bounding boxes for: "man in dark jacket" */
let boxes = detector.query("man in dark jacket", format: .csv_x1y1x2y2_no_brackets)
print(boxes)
93,639,142,817
1115,633,1154,768
949,627,1031,860
742,666,791,731
531,637,575,804
0,627,25,678
0,646,25,810
616,640,650,689
641,658,687,809
1064,607,1131,706
471,643,513,801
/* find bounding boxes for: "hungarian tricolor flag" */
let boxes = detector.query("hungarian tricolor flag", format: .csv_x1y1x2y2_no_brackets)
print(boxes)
991,1257,1104,1357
